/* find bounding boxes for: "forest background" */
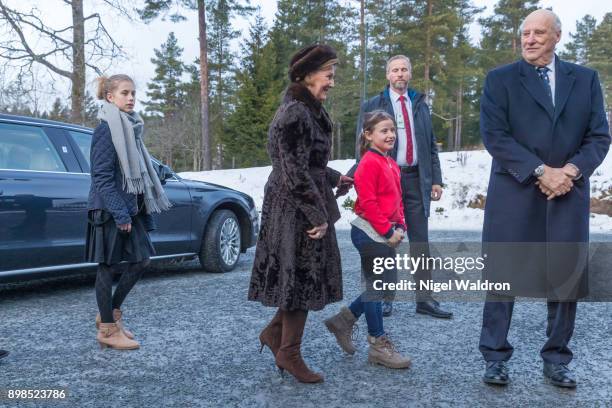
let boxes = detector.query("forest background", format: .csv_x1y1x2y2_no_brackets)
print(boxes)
0,0,610,172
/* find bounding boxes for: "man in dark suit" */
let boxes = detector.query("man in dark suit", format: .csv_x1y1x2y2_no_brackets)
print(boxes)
351,55,452,319
479,9,610,388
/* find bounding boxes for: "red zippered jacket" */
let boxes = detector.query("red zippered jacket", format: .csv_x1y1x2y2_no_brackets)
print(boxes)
354,149,406,238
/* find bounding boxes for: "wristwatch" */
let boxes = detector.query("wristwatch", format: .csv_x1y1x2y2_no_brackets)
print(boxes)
533,164,545,177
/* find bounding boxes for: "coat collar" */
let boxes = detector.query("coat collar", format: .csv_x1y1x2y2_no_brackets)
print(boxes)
367,147,387,157
553,56,575,121
382,85,425,107
518,54,574,121
285,82,333,132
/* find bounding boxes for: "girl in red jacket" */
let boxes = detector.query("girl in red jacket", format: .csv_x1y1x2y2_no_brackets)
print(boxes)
325,110,411,369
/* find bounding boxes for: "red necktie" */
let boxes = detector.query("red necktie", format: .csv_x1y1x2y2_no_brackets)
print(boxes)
399,95,414,165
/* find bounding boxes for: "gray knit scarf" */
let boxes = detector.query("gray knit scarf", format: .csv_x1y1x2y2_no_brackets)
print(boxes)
97,101,171,214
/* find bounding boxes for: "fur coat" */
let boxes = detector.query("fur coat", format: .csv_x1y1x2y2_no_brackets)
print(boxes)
248,83,343,311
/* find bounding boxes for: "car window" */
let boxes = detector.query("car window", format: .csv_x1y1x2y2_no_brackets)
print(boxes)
68,130,92,167
0,123,67,172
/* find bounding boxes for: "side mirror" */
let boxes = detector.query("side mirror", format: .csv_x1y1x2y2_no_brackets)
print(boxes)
157,163,174,185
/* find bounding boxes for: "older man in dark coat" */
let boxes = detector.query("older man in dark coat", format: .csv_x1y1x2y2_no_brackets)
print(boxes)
350,55,451,319
479,9,610,388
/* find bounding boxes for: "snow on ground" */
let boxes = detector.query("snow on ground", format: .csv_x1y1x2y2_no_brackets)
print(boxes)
180,150,612,233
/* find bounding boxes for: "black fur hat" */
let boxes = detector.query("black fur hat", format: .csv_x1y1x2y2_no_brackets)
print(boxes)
288,44,338,82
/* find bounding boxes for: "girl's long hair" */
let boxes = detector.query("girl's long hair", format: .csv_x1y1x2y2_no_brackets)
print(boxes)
358,110,395,157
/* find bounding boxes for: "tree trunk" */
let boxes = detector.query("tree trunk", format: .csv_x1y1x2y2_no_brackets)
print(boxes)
359,0,365,105
447,121,454,151
71,0,85,124
198,0,211,170
336,120,342,159
454,82,463,149
423,0,433,99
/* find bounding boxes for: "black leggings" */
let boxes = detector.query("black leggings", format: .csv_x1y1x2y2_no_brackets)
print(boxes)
95,260,150,323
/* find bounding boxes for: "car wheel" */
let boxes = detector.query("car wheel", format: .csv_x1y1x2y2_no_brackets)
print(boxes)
199,209,241,273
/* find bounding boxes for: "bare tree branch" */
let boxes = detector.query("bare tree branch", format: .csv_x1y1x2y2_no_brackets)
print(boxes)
100,0,135,21
9,8,72,46
0,1,71,78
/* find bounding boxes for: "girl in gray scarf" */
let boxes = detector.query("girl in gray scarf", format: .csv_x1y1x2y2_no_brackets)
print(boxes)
86,74,169,350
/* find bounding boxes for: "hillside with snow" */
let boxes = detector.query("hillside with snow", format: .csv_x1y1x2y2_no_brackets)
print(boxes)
180,150,612,233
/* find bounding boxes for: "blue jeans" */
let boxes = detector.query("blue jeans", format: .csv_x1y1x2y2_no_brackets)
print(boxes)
348,226,396,337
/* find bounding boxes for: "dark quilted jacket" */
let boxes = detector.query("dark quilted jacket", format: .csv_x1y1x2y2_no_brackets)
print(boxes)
87,120,155,230
248,83,343,311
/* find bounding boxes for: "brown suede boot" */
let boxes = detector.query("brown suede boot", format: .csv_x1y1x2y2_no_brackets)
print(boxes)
275,310,323,384
96,310,135,340
97,323,140,350
324,306,358,355
259,309,283,356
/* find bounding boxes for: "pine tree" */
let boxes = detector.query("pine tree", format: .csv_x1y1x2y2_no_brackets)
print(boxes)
48,98,70,122
225,11,279,167
143,32,186,119
587,13,612,121
559,13,611,121
207,0,254,168
560,15,597,65
478,0,540,72
267,0,360,159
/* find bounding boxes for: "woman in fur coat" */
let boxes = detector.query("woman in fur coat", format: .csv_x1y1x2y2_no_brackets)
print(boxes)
248,44,352,383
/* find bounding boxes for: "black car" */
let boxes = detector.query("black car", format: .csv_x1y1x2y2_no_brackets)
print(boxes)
0,113,258,281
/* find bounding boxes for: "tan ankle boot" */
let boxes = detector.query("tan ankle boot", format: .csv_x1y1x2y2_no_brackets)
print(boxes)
324,306,358,355
113,309,135,339
367,335,411,369
95,310,135,339
97,323,140,350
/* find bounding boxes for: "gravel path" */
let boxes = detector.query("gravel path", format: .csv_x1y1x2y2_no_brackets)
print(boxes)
0,230,610,407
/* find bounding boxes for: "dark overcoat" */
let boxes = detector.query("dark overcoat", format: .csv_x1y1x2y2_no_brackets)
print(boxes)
351,86,443,217
480,56,610,299
248,83,343,311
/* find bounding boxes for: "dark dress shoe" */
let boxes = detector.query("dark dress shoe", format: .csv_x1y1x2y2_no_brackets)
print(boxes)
382,301,393,317
0,349,8,359
420,295,440,307
416,300,453,319
543,362,576,388
483,361,509,385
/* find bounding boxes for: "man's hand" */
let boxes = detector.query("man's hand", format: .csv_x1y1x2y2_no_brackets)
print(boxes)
535,181,556,200
562,163,580,179
537,165,573,199
431,184,443,201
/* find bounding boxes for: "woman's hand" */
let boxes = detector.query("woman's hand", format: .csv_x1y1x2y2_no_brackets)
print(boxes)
307,223,328,240
118,223,132,233
337,175,354,188
387,228,404,248
335,175,354,198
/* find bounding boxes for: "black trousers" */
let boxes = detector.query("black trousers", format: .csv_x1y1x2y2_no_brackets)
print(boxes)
398,169,432,302
479,293,577,364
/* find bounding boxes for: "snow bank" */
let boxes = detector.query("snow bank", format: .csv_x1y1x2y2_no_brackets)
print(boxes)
179,150,612,233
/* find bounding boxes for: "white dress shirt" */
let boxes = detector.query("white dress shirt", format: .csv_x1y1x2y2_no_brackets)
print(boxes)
389,88,418,166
